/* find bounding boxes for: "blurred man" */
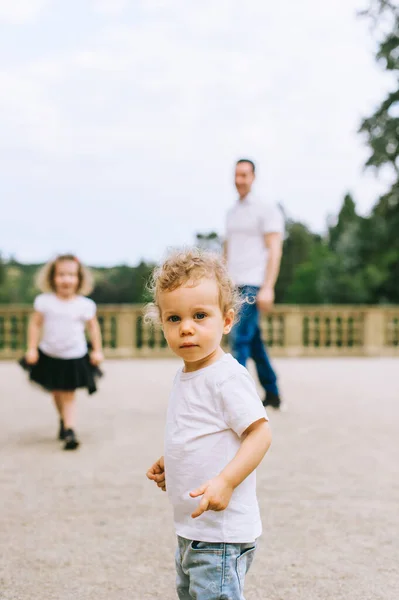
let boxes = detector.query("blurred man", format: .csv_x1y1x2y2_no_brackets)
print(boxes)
225,159,284,409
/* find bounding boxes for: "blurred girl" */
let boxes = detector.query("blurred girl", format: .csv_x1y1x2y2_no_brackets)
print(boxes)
20,254,103,450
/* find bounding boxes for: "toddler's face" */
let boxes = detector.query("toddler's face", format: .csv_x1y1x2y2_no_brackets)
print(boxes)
53,260,79,297
159,277,234,371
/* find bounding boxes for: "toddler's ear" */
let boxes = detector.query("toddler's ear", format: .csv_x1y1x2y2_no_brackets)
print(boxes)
223,308,235,334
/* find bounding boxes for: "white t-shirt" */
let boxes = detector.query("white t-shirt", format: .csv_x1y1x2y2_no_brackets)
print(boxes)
226,193,285,287
34,293,96,359
164,353,268,543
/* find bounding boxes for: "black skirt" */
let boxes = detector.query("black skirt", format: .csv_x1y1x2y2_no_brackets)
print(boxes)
19,349,103,395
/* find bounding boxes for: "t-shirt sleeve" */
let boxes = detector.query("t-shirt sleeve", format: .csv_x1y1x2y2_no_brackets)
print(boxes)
220,371,268,437
33,294,47,313
261,203,285,235
82,298,96,321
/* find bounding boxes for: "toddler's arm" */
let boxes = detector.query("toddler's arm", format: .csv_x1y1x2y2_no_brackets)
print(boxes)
25,311,43,364
146,456,166,492
86,317,104,365
190,418,271,518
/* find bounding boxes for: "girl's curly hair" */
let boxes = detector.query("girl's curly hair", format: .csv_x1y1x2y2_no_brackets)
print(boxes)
35,254,94,296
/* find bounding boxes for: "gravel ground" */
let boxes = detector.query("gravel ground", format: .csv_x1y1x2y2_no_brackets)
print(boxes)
1,358,398,600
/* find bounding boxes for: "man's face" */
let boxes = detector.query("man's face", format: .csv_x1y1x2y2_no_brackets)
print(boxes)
235,162,255,198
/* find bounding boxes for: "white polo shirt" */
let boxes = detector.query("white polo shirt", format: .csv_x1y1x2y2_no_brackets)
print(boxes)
226,193,284,287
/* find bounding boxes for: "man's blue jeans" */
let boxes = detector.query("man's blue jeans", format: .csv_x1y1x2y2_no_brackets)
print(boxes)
230,285,279,397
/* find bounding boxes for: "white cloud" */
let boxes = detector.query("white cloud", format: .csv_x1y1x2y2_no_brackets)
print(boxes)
0,0,48,24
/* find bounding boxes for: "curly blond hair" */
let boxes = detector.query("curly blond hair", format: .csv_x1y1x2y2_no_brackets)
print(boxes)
147,247,242,322
35,254,94,296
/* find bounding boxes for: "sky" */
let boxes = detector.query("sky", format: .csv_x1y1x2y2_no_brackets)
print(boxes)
0,0,395,266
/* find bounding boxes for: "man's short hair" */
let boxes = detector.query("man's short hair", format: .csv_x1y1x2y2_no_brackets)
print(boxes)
236,158,256,173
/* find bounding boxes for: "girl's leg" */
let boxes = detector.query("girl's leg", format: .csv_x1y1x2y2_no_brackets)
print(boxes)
52,391,64,418
52,391,66,440
60,391,76,429
59,391,79,450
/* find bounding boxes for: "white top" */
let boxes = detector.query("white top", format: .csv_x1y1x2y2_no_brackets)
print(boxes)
34,293,96,359
226,193,285,287
164,353,268,543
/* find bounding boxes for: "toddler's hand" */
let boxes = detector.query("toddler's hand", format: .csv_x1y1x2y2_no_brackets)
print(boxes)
190,475,234,519
90,350,104,366
146,456,166,492
25,348,39,365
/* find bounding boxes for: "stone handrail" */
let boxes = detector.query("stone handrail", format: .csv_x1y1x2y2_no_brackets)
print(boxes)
0,304,398,359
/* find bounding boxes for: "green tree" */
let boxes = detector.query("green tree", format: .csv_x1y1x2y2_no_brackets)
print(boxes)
285,244,330,304
0,254,5,286
359,0,399,302
328,193,359,251
275,221,322,303
90,262,155,304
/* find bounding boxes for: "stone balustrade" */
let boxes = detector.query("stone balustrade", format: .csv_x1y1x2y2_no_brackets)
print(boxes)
0,304,398,359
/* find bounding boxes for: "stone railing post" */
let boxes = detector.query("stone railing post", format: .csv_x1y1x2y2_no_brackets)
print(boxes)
283,307,303,357
116,307,137,357
363,308,385,356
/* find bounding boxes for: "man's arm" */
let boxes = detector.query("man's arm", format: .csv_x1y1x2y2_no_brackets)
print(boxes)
264,232,283,289
190,419,271,518
257,232,283,312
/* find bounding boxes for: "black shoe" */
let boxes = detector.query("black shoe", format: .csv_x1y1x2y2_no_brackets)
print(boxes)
58,419,66,441
263,392,281,409
63,429,80,451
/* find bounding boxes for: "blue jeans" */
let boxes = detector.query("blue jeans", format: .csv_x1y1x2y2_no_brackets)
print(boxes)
175,536,256,600
230,285,279,396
